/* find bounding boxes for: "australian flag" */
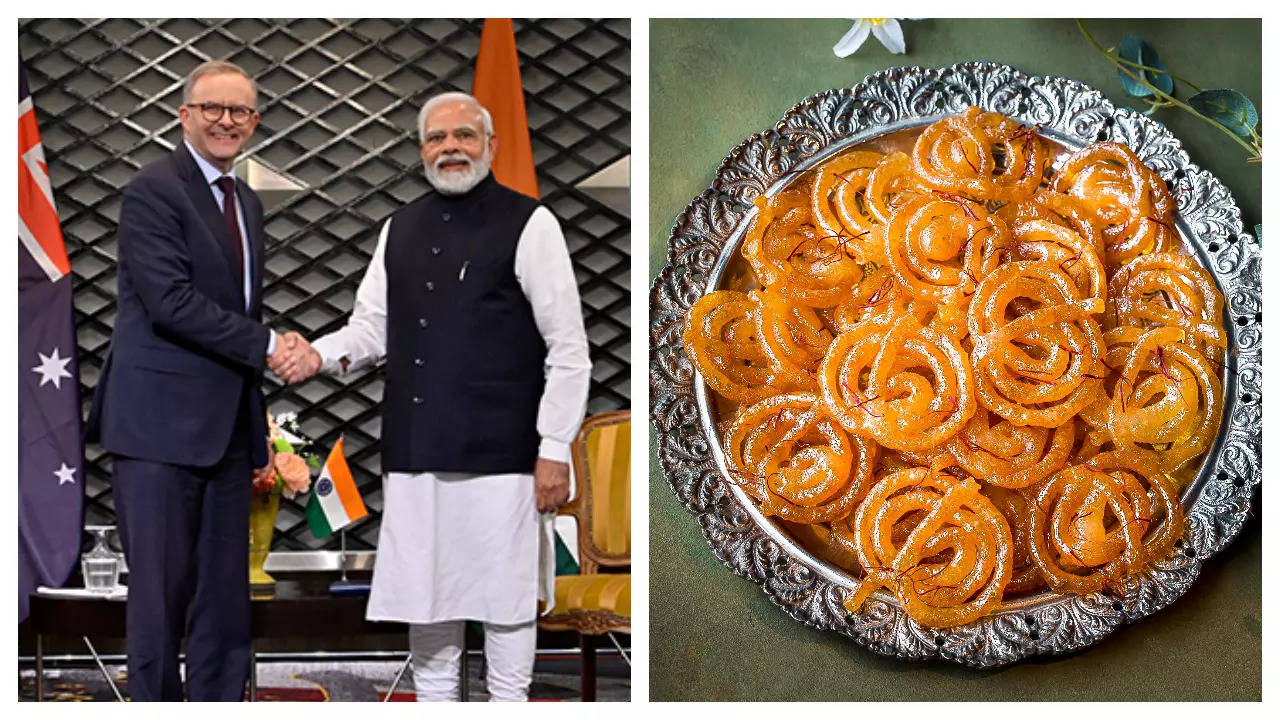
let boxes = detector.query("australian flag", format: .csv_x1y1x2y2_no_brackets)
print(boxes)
19,60,84,622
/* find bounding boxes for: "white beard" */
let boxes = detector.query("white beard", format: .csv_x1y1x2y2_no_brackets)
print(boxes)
425,150,491,195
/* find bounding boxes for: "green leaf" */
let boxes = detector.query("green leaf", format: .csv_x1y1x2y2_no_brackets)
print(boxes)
1116,35,1174,98
1187,89,1259,137
1254,223,1261,244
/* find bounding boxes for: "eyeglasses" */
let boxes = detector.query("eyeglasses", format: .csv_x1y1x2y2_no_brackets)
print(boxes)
185,102,257,125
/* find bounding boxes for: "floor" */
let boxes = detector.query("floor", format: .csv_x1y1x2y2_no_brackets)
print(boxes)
18,656,630,701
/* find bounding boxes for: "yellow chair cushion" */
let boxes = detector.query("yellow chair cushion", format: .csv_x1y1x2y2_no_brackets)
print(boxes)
550,573,631,618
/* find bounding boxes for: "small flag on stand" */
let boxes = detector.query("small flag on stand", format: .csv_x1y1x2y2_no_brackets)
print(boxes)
473,18,539,199
306,437,367,539
19,60,85,623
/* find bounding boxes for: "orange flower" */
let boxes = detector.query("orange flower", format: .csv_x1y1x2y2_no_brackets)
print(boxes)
274,452,311,499
252,471,276,495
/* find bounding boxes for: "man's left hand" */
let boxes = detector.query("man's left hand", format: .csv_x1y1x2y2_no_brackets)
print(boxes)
534,458,570,513
252,441,276,493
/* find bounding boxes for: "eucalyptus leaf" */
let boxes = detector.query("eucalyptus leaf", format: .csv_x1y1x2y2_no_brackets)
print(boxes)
1116,35,1174,98
1141,43,1174,95
1188,89,1259,137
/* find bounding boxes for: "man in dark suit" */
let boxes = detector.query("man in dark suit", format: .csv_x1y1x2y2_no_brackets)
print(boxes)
85,60,311,701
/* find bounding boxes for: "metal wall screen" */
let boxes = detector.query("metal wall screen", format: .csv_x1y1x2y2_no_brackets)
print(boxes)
19,18,631,551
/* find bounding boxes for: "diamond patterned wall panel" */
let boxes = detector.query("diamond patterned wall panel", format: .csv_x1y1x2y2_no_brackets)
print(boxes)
19,18,631,551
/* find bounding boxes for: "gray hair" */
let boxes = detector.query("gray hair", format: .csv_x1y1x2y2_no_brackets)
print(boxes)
183,60,258,106
417,92,493,145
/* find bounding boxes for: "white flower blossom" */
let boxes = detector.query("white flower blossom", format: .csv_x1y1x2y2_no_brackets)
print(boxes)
834,18,910,58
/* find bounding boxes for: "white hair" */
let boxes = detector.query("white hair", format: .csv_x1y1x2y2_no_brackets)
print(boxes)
417,92,494,145
183,60,258,106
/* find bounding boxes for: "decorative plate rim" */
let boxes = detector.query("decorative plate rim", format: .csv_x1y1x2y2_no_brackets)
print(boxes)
648,60,1261,667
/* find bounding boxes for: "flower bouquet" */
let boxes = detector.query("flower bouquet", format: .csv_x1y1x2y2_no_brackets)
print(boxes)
256,411,321,497
250,411,322,589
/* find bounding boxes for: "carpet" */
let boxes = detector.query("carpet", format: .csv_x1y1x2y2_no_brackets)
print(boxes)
18,658,630,701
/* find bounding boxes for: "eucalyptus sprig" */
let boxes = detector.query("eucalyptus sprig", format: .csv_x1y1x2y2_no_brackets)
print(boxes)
1078,20,1261,163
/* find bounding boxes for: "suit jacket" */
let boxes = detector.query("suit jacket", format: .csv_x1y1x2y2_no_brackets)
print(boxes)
86,142,271,468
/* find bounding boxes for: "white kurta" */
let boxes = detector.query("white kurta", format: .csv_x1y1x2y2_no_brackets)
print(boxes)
369,471,556,624
312,206,591,624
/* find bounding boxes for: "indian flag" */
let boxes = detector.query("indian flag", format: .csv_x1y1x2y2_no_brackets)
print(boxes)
306,437,367,539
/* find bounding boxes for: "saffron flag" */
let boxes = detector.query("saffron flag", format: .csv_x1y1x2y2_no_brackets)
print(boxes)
18,60,85,622
306,437,367,539
473,18,539,198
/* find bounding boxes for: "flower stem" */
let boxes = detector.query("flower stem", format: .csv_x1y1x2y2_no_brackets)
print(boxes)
1110,55,1204,93
1077,19,1261,161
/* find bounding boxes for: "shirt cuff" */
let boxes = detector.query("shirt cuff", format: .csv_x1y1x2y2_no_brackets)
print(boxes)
538,438,572,464
266,332,276,356
311,337,345,376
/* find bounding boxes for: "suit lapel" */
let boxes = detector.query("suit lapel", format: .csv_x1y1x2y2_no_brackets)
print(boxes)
174,144,243,298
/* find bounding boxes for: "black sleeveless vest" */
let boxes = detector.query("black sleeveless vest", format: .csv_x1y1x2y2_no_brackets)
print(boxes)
381,173,546,473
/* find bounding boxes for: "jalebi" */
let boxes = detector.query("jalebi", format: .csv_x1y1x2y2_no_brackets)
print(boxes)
1005,219,1107,307
753,288,831,387
833,264,970,345
1028,451,1182,595
912,106,1046,203
983,484,1048,594
997,188,1104,257
840,468,1013,628
723,392,876,523
1106,252,1227,353
969,260,1107,427
742,195,859,307
1055,142,1177,265
810,150,883,263
1100,326,1223,474
866,151,928,225
683,290,776,404
818,312,976,452
943,407,1075,489
883,195,1009,306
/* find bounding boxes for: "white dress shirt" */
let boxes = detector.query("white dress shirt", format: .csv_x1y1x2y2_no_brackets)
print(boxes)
185,140,253,311
312,205,592,463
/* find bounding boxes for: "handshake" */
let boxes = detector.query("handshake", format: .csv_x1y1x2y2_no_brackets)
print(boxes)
268,331,322,384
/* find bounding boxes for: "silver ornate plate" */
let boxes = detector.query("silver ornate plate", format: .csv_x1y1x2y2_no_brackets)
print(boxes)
649,61,1261,667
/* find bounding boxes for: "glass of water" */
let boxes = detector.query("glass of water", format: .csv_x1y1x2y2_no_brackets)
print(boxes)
82,525,121,593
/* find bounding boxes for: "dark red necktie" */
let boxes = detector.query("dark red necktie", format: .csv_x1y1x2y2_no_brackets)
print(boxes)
213,176,245,282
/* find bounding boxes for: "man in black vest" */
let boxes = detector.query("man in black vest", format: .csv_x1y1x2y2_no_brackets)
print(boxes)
282,92,591,701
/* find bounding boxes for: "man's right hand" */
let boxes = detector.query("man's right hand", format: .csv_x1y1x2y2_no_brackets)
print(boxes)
534,458,571,513
268,331,322,384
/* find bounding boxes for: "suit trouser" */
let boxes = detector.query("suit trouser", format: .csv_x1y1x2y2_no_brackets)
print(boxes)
112,437,253,702
409,620,537,701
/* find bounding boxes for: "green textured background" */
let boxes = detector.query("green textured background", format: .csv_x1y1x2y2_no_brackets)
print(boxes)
648,18,1261,702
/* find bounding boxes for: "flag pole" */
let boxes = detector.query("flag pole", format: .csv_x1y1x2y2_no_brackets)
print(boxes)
339,528,348,582
328,523,369,595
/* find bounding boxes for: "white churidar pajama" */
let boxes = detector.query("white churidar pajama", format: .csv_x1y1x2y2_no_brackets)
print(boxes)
312,207,591,701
